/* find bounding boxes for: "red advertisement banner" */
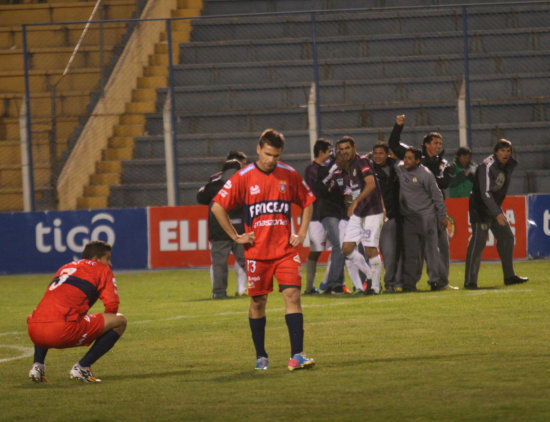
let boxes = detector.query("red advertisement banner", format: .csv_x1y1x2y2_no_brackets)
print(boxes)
446,196,526,261
148,205,318,268
148,197,526,268
149,205,211,268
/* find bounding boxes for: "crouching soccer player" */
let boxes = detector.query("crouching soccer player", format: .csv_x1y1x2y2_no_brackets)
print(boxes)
211,128,316,371
27,240,127,383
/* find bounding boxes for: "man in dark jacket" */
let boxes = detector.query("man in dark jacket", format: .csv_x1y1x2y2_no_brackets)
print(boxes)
464,139,528,289
371,141,403,292
197,159,247,298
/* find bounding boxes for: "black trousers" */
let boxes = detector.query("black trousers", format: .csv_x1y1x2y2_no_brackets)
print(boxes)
464,219,515,287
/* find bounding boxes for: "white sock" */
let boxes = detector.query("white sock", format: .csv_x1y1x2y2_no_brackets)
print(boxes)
345,259,364,291
234,262,247,294
348,249,372,280
369,255,382,293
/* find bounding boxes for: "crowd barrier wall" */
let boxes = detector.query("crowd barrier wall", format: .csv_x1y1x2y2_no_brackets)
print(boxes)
1,195,549,275
0,208,148,274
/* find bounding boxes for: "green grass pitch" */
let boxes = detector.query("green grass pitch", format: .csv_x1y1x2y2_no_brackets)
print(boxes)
1,260,549,421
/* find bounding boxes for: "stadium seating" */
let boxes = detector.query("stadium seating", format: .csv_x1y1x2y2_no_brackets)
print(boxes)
4,0,549,210
111,0,548,206
0,0,138,211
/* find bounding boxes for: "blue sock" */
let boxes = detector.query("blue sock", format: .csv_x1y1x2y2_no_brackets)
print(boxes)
249,317,267,358
33,346,48,364
79,330,120,368
285,313,304,356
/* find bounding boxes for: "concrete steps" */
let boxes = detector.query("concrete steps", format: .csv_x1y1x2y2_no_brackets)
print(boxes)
0,0,139,211
75,0,202,209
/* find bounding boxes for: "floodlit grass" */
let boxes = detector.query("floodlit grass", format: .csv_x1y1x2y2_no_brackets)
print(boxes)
1,260,549,421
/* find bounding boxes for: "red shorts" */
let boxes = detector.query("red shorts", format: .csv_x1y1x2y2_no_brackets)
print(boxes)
27,313,105,348
246,253,302,296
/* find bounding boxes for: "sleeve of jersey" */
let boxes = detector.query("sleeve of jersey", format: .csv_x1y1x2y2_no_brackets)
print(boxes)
360,158,374,178
295,173,316,209
99,267,120,314
212,172,243,211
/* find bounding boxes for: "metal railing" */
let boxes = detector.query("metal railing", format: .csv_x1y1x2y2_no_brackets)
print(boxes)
13,1,550,211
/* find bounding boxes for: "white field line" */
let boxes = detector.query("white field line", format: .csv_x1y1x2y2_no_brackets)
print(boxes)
1,288,533,363
0,345,33,363
131,288,533,325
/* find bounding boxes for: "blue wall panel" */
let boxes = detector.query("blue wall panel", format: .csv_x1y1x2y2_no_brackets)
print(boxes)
527,194,550,259
0,209,148,274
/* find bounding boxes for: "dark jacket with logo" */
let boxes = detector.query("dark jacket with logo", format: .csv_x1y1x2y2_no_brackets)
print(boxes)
469,153,517,224
197,168,244,241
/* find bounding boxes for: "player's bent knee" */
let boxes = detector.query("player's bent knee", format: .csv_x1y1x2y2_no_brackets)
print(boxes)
103,313,127,335
342,243,355,256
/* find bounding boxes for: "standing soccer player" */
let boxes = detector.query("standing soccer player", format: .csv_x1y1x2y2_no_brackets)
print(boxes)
464,139,528,288
27,241,127,383
331,137,384,294
211,129,316,371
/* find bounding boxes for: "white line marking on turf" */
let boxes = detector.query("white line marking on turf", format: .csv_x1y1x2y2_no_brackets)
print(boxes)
0,345,33,363
0,331,24,337
129,288,534,325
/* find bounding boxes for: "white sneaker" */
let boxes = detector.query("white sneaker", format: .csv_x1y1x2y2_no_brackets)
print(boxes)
29,363,47,383
70,363,101,383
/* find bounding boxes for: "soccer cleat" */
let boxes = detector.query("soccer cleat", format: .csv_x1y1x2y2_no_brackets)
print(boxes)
363,280,372,291
70,363,102,383
464,283,478,290
342,285,352,294
504,275,528,286
431,284,459,291
364,288,379,296
255,356,269,371
29,363,47,383
288,352,315,371
303,287,322,295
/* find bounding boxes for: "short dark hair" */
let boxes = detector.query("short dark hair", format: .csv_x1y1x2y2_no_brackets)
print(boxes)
494,138,512,153
406,146,422,161
226,150,247,162
423,132,442,146
259,129,285,149
455,146,472,158
313,139,332,157
222,159,243,172
373,141,389,153
337,136,355,147
82,240,112,260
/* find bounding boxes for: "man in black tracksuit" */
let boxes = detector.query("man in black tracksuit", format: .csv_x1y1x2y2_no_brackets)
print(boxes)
464,139,528,288
197,159,247,298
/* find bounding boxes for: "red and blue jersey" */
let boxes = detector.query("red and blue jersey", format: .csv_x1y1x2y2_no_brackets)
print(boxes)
213,161,315,260
29,259,119,322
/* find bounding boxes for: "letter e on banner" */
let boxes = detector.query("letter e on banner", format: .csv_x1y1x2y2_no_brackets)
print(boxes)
149,206,211,268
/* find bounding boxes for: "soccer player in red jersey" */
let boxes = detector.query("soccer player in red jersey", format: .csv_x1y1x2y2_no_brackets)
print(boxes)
211,129,316,371
27,241,127,383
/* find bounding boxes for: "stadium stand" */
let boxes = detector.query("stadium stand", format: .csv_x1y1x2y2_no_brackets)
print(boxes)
4,0,550,210
0,0,139,211
108,0,549,207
